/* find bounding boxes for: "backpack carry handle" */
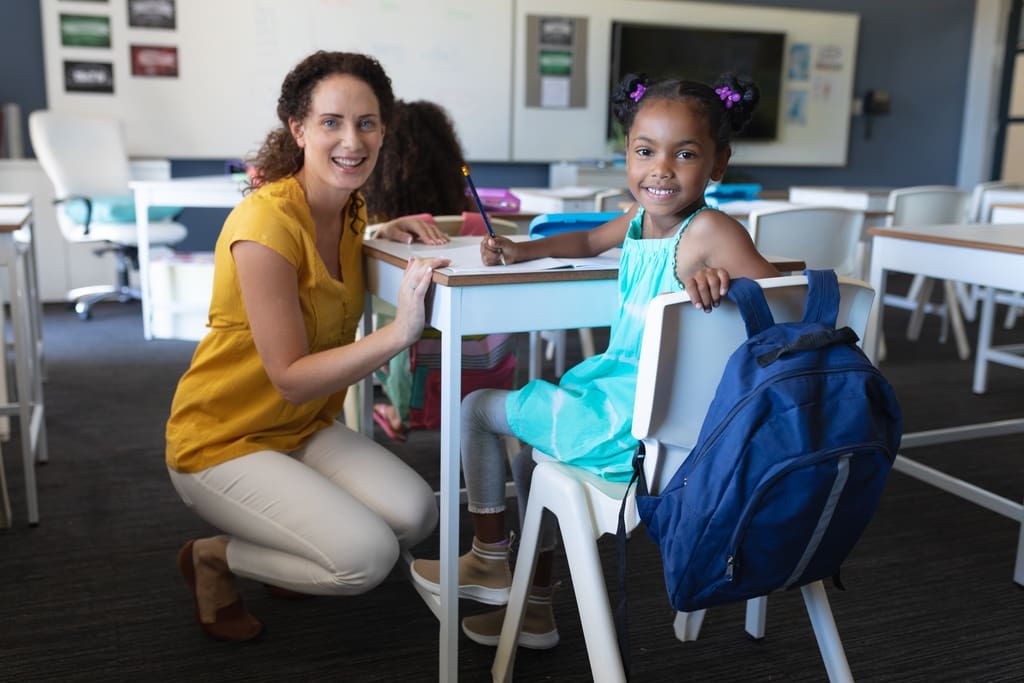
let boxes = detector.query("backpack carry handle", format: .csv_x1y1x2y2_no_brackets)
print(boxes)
802,269,840,328
726,277,777,337
727,270,841,338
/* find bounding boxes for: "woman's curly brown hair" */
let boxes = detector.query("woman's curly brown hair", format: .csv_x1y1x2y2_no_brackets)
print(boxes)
363,99,473,223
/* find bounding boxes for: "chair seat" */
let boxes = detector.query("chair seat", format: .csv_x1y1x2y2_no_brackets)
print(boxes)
66,220,188,247
532,454,639,535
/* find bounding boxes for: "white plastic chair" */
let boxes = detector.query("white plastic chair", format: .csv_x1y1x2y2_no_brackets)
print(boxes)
957,181,1022,322
493,275,874,683
748,205,865,278
28,110,188,319
881,185,970,359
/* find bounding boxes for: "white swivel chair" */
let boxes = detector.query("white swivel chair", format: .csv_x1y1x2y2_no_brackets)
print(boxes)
28,110,188,319
748,205,864,278
494,275,874,683
882,185,970,359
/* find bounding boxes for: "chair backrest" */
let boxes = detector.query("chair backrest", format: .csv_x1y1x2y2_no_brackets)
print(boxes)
966,180,1023,223
29,110,133,199
593,188,632,212
528,211,622,239
748,206,864,278
886,185,969,226
632,275,875,493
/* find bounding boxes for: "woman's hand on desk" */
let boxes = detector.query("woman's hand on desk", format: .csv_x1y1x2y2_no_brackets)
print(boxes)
393,256,450,344
376,216,449,245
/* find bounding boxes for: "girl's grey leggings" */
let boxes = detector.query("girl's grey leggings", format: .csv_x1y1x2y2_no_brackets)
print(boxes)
461,388,557,551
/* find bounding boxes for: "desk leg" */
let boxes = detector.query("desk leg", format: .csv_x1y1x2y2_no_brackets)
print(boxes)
437,286,462,682
973,287,996,394
865,247,888,365
134,191,153,340
1016,508,1024,587
356,294,374,436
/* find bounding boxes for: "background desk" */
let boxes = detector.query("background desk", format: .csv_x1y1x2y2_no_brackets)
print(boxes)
130,175,246,340
864,222,1024,585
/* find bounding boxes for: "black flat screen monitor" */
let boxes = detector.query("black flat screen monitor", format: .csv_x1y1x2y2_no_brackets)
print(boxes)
609,22,785,142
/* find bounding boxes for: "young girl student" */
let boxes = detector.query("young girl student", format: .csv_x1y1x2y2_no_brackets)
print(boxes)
165,51,450,642
410,72,780,648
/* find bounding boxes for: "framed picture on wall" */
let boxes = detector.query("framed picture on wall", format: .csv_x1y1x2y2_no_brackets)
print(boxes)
128,0,176,30
64,60,114,94
130,45,178,77
60,13,111,48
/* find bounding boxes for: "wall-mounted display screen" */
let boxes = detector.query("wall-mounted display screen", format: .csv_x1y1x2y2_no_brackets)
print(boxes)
609,22,785,142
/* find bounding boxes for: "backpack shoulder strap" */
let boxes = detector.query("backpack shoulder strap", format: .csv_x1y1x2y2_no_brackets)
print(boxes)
726,277,776,338
802,269,840,327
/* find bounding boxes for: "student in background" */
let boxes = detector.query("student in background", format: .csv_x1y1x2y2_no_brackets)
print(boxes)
165,51,449,642
362,99,471,440
411,72,779,648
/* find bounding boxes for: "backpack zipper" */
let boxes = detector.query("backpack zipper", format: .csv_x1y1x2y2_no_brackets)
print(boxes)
683,364,886,477
722,442,889,582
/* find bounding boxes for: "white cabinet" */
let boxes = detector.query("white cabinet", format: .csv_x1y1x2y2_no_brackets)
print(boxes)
0,158,170,302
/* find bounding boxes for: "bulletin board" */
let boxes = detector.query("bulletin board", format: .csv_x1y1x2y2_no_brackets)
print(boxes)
511,0,859,166
39,0,515,161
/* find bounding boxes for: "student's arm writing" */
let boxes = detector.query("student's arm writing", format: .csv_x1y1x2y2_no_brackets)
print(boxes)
232,240,447,404
479,206,636,266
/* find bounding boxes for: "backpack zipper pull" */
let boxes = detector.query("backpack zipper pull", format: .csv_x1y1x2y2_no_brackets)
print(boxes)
726,555,735,580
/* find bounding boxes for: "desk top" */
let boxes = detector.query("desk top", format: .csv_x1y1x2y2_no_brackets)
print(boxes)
867,223,1024,255
719,199,891,220
365,235,806,286
0,193,31,207
0,207,30,232
364,236,619,287
129,174,245,190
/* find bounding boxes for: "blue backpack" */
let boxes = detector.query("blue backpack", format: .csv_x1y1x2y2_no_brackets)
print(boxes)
630,271,902,613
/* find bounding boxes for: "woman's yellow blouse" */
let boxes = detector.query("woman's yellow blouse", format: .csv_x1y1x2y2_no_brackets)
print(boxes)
165,177,366,473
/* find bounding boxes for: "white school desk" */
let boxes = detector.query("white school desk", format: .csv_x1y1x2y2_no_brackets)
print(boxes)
362,237,804,682
863,222,1024,585
129,175,247,339
788,186,892,212
0,207,47,527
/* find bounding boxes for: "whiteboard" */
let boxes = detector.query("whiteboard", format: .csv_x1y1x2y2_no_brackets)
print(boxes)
512,0,859,166
40,0,514,160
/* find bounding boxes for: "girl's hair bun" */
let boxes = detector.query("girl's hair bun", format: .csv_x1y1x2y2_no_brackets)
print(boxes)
712,73,759,134
611,72,648,127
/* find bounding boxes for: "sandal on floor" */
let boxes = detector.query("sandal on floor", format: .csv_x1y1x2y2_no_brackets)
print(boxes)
373,404,407,441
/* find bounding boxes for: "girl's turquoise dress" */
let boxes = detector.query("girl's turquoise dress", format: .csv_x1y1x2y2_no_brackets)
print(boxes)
506,205,712,481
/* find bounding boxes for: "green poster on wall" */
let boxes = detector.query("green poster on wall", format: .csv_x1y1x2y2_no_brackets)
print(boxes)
60,14,111,48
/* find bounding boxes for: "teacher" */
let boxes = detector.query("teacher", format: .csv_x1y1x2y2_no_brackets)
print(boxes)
165,51,448,642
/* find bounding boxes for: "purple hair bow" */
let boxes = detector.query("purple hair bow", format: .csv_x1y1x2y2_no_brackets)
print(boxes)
629,83,646,102
715,86,741,109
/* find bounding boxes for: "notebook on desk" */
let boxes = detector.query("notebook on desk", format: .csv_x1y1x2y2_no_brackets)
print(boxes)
430,241,621,275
